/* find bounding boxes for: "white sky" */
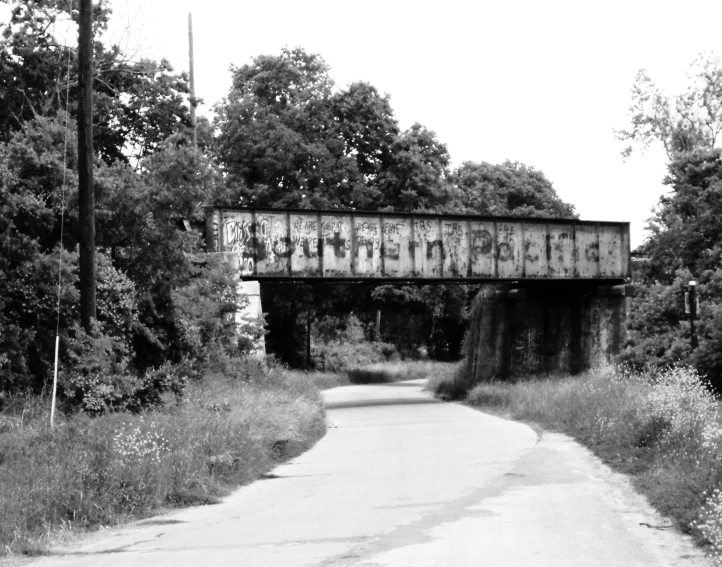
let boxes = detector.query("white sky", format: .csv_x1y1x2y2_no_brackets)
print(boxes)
11,0,722,248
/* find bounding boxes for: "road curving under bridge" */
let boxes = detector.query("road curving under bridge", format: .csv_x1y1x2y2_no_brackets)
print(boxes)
19,380,711,567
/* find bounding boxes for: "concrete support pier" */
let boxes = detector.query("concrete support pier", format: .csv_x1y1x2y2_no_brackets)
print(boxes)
465,283,633,385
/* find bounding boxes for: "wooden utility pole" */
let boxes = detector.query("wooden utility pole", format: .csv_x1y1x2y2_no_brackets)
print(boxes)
78,0,96,330
188,12,197,150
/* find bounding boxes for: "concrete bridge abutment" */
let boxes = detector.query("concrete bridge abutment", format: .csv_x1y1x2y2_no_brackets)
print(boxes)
465,282,633,385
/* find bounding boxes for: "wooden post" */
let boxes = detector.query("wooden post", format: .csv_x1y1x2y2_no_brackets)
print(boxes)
188,13,197,151
78,0,96,331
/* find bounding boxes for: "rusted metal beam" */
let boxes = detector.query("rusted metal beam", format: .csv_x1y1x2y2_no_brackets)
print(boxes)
209,208,631,283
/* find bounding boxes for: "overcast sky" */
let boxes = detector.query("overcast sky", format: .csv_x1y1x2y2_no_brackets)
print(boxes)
20,0,722,248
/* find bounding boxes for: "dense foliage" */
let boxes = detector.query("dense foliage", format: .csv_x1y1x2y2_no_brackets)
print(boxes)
0,1,251,410
620,54,722,389
0,2,577,400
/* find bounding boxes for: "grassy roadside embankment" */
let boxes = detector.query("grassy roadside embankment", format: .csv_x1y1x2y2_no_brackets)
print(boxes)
429,365,722,564
0,362,326,556
0,356,451,557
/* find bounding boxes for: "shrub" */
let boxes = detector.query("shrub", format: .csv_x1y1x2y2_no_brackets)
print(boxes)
623,268,722,391
312,341,397,373
59,323,137,413
170,255,261,363
621,270,693,373
643,365,720,452
428,365,470,400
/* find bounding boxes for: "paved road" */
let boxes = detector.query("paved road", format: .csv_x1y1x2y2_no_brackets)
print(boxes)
25,380,710,566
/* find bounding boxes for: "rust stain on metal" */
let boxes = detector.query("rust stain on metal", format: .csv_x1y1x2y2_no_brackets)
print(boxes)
209,208,630,282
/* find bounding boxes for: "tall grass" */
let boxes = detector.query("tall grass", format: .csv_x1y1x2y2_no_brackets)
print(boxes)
0,364,326,556
347,360,459,384
286,369,349,391
430,365,722,563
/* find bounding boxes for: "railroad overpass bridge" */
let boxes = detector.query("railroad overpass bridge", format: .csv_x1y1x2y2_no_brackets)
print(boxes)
205,207,632,381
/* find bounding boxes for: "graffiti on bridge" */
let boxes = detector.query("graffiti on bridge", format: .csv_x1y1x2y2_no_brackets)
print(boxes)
211,209,630,280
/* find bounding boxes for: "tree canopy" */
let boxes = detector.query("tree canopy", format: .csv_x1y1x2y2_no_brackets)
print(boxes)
616,54,722,159
619,53,722,389
0,1,578,398
450,160,576,217
0,0,191,165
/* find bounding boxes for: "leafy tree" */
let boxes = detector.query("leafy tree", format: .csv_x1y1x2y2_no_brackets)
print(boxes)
616,53,722,159
93,57,192,165
213,48,453,212
621,269,692,370
622,267,722,390
0,1,262,406
449,160,577,218
0,113,76,252
330,82,398,178
0,0,85,141
618,54,722,388
214,48,340,208
0,0,192,165
94,135,225,369
377,123,451,211
0,114,136,392
637,148,722,282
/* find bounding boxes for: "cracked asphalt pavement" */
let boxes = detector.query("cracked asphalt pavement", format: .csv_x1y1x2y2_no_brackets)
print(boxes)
21,379,712,566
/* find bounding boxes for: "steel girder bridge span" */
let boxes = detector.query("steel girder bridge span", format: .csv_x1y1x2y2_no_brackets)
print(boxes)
205,208,630,283
206,207,632,381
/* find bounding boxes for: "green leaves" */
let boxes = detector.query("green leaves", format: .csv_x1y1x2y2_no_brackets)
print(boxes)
620,59,722,388
617,54,722,159
0,1,191,165
449,160,576,218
